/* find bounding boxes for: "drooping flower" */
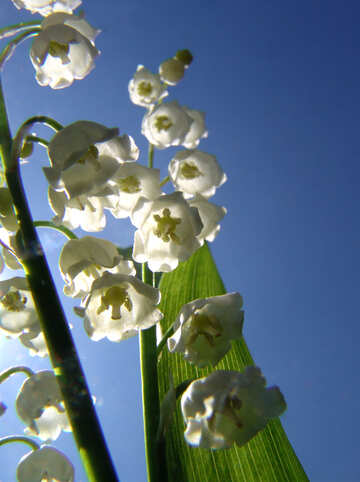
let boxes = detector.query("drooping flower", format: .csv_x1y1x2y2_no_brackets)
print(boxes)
188,195,227,243
182,108,208,149
30,13,99,89
0,187,18,232
0,228,22,270
48,188,109,232
181,367,287,449
59,236,135,298
11,0,81,16
106,163,161,219
141,101,193,149
131,192,203,272
16,370,71,441
44,121,138,199
79,271,163,342
168,293,244,367
168,149,227,199
17,446,74,482
0,277,39,337
19,329,48,358
129,65,168,107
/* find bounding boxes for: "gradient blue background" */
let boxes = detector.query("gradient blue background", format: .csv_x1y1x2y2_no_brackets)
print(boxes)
1,1,359,480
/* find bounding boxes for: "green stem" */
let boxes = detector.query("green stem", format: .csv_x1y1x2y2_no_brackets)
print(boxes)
140,264,168,482
148,143,154,168
0,436,40,451
156,323,174,357
0,21,41,40
159,176,170,187
26,135,49,148
34,220,78,240
0,78,119,482
0,365,34,383
0,29,41,70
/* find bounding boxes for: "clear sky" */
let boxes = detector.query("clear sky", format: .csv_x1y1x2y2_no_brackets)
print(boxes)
1,0,360,481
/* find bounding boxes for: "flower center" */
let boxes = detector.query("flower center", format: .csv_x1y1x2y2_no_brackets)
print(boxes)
77,145,101,169
48,40,70,63
96,285,132,320
154,115,173,131
180,162,202,179
118,175,141,193
137,81,153,97
153,208,181,243
0,290,27,312
187,311,223,346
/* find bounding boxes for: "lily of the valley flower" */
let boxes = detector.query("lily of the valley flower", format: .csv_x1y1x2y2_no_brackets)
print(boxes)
19,329,48,358
48,188,109,232
17,446,74,482
0,187,18,232
131,191,203,272
30,12,99,89
168,149,227,199
141,101,193,149
182,108,208,149
16,370,71,441
11,0,81,16
106,163,161,219
129,65,168,107
45,121,138,199
59,236,135,298
79,271,163,342
188,195,227,243
168,293,244,367
0,277,39,337
181,367,287,449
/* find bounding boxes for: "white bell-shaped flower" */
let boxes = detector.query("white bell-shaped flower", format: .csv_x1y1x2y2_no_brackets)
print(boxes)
20,329,48,358
181,367,287,449
48,188,110,232
45,121,138,199
168,293,244,367
141,101,193,149
131,192,203,272
188,195,227,243
30,13,99,89
11,0,81,16
182,108,208,149
59,236,135,298
80,271,163,342
17,446,74,482
168,149,227,199
129,65,168,107
0,277,39,337
106,163,161,219
16,370,71,441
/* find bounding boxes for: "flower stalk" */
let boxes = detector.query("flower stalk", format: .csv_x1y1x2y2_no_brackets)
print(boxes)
0,77,119,481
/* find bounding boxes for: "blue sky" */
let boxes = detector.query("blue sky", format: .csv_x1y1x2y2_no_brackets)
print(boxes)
0,0,360,480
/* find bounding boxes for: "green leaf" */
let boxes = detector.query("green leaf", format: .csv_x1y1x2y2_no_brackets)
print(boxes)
158,243,308,481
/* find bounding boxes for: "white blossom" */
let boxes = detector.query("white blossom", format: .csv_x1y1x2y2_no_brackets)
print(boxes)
131,192,203,272
59,236,135,298
168,293,244,367
159,58,185,85
129,65,168,107
17,446,74,482
30,13,99,89
48,188,110,232
106,163,161,219
188,195,226,242
45,121,138,199
11,0,81,16
181,367,287,449
182,108,208,149
0,228,22,270
16,370,71,441
19,329,48,358
141,101,193,149
168,149,227,199
0,277,39,337
80,271,163,342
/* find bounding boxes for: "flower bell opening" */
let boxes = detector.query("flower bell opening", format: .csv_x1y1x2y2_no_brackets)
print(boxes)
96,285,133,320
180,162,203,179
153,208,181,243
154,115,173,132
1,290,27,312
186,311,223,347
118,175,141,193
